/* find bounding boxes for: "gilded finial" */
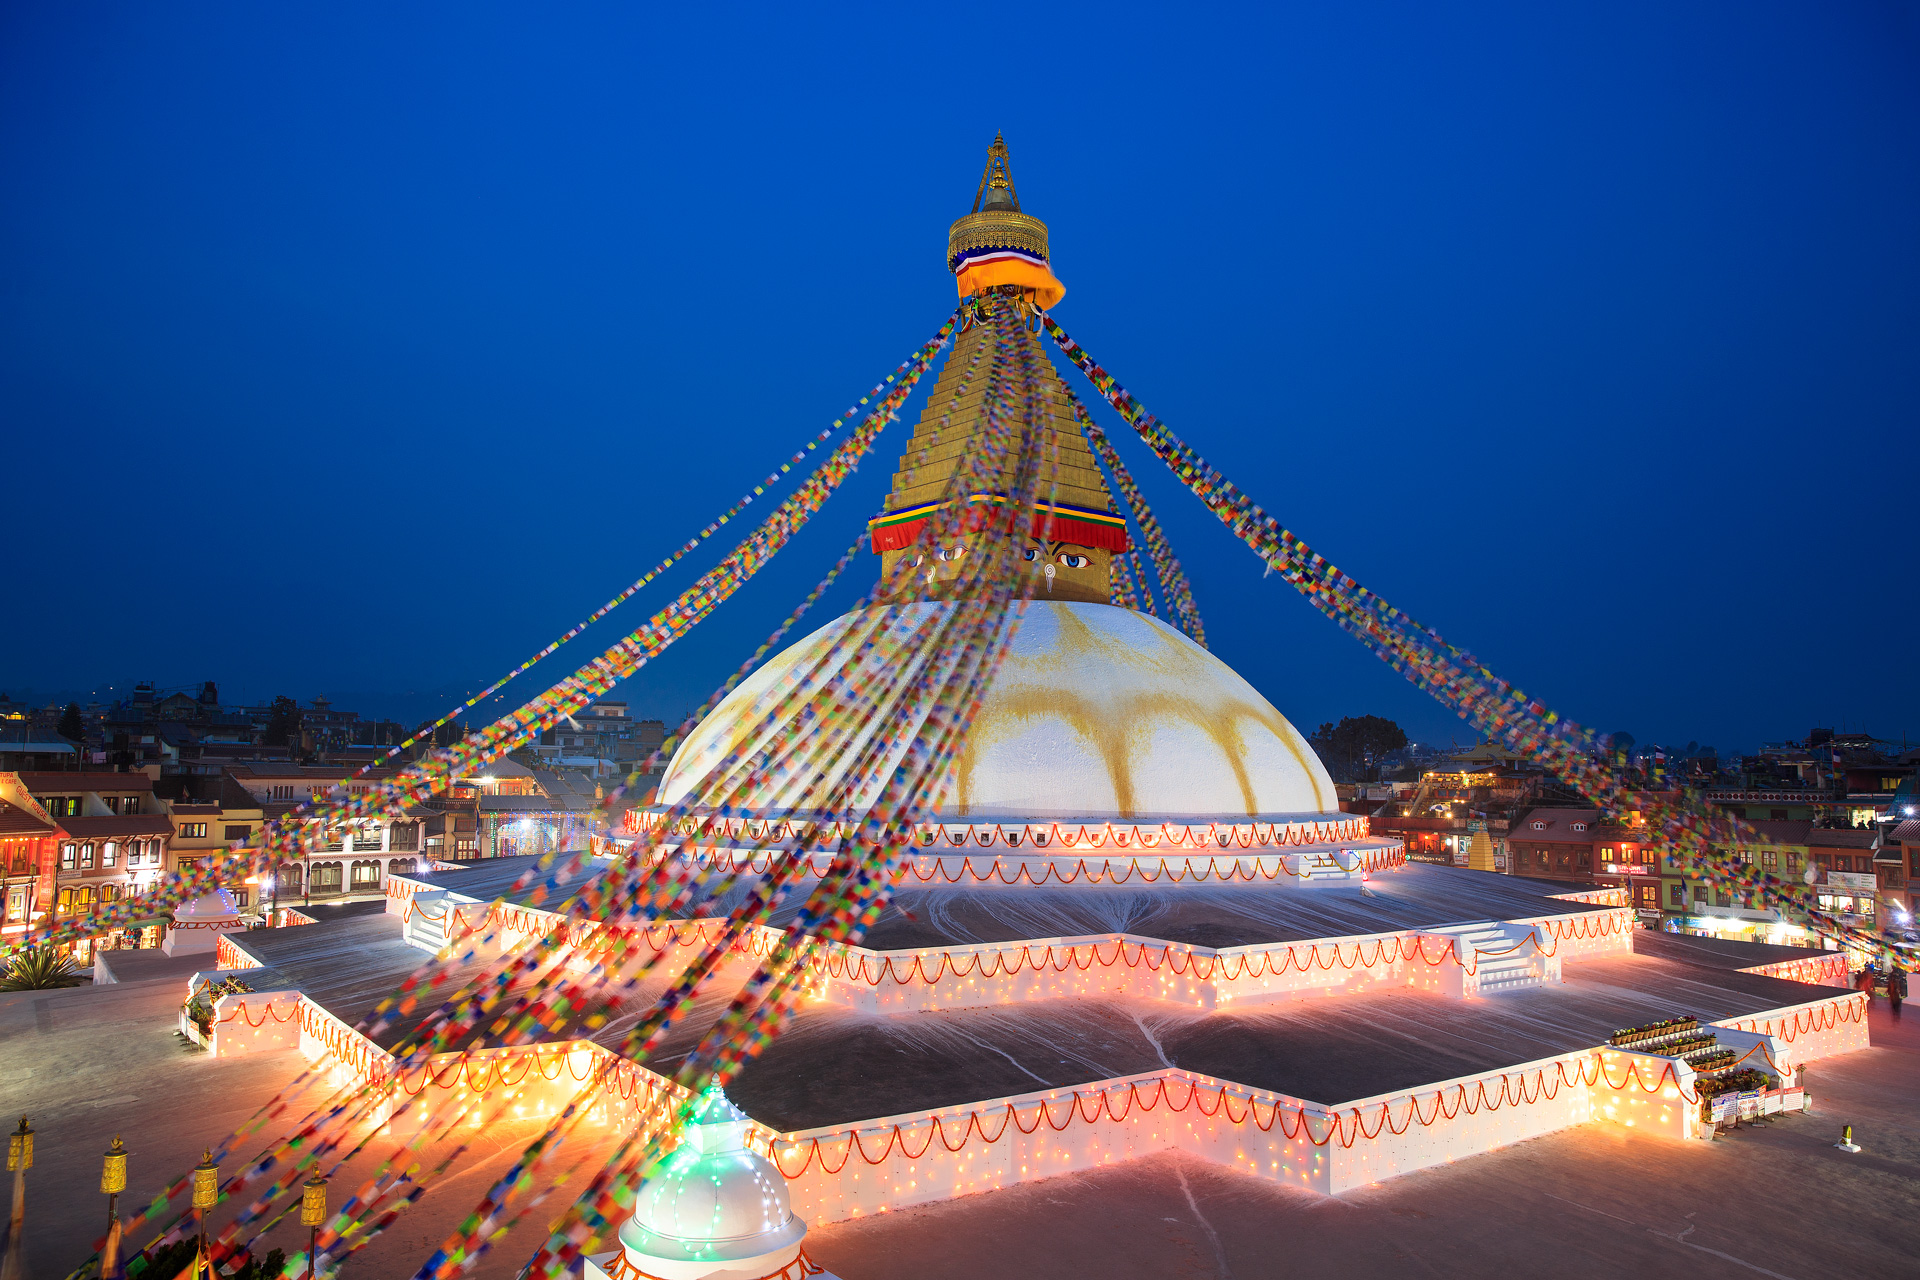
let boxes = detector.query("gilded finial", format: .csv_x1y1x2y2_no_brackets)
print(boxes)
972,132,1019,213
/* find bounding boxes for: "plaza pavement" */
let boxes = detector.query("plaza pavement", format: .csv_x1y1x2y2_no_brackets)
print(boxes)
2,971,1915,1278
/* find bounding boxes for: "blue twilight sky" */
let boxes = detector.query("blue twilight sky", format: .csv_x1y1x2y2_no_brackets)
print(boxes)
2,3,1916,754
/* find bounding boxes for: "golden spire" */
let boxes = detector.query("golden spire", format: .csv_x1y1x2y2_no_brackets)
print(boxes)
972,131,1019,212
948,134,1064,311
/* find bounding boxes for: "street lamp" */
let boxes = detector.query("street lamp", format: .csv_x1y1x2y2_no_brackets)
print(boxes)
301,1174,328,1280
101,1135,126,1277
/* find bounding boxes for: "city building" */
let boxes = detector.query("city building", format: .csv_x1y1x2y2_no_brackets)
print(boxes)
2,772,174,958
154,773,266,912
224,763,424,902
0,793,57,939
1506,807,1600,886
0,724,79,771
532,698,666,779
1876,819,1916,941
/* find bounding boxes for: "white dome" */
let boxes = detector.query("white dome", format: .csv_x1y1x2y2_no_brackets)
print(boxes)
659,601,1337,822
173,889,241,922
618,1090,806,1276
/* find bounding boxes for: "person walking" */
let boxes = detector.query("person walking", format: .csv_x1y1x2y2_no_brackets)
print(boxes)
1857,965,1877,1003
1890,965,1907,1019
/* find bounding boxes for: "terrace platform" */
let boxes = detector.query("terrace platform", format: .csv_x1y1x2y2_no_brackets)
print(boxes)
211,857,1871,1221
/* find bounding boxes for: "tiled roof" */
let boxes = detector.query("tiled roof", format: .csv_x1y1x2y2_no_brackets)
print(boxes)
1512,808,1601,840
1743,819,1814,845
1892,819,1920,844
0,801,55,837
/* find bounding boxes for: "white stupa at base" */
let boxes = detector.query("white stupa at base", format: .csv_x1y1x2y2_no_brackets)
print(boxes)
161,888,246,956
585,1088,837,1280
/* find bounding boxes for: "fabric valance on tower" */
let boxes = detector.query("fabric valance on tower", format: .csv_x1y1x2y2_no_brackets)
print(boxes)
867,494,1129,554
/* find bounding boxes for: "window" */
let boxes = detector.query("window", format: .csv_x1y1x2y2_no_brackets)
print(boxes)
454,838,476,856
1635,884,1657,907
99,883,120,903
43,797,79,818
387,857,417,876
102,843,117,867
349,860,381,888
80,843,95,869
352,825,383,853
1531,821,1546,830
225,825,251,842
1762,850,1777,871
309,862,342,892
180,823,208,839
60,844,76,870
272,785,294,800
1571,822,1587,832
57,886,93,915
1693,885,1708,902
389,823,419,851
1669,883,1684,907
231,889,248,908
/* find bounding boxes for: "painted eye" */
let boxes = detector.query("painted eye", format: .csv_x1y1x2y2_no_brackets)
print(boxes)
1022,548,1039,562
1058,554,1090,569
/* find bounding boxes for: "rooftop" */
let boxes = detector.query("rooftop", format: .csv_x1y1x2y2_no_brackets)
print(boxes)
15,771,152,793
0,800,55,837
845,861,1613,950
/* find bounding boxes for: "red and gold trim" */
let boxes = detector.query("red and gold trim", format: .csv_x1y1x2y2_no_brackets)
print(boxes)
868,494,1128,553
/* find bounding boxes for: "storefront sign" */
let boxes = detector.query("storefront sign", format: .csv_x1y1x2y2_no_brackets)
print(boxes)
1603,863,1652,875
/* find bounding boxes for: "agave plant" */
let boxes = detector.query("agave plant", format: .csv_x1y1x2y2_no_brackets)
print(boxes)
0,946,85,991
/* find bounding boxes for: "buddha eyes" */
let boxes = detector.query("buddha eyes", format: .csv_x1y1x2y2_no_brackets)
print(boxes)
935,546,966,562
1022,547,1089,567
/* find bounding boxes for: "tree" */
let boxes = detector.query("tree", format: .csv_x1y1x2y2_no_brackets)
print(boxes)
1309,715,1409,783
263,695,303,747
56,701,84,741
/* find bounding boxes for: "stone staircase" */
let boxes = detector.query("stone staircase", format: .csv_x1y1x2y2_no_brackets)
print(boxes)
403,889,455,952
1422,921,1561,997
1281,849,1366,882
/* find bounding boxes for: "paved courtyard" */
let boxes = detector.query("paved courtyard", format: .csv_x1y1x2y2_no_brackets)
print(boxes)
2,970,1914,1278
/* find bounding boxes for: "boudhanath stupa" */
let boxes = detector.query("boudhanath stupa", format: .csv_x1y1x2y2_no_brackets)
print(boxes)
206,137,1870,1279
